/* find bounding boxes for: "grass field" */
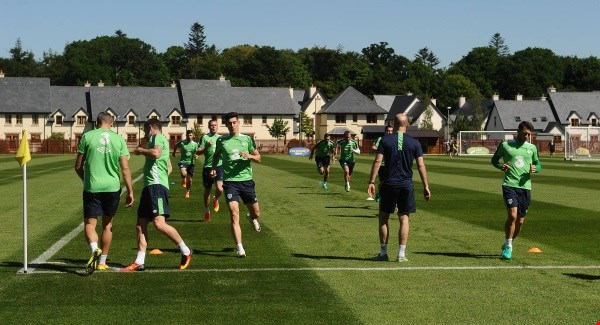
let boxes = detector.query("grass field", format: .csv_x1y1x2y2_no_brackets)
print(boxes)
0,153,599,324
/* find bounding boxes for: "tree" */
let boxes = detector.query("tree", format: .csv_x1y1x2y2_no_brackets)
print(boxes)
488,33,510,56
299,112,315,139
419,105,434,130
266,116,290,148
436,74,482,109
361,42,409,95
6,38,39,77
185,22,208,56
160,45,188,80
447,47,501,97
415,47,440,68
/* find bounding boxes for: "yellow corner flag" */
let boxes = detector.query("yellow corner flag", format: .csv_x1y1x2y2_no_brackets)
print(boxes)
16,130,31,166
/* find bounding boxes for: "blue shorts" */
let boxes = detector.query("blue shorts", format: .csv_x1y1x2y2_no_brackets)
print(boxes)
379,183,416,214
315,156,331,170
202,167,223,188
137,184,170,219
178,162,195,176
502,186,531,217
83,190,121,218
339,160,355,175
223,180,258,204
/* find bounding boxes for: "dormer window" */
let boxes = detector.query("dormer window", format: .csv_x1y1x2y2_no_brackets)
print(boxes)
592,118,597,126
56,115,63,125
571,118,579,126
514,116,521,122
77,116,86,125
128,116,135,125
171,116,181,125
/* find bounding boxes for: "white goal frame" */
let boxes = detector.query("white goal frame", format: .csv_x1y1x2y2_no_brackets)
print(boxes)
457,131,517,156
564,127,600,161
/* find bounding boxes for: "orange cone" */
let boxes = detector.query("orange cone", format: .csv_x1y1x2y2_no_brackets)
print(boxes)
528,247,542,253
149,248,163,255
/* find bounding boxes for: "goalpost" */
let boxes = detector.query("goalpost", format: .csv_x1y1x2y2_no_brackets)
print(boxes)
564,127,600,160
457,131,517,156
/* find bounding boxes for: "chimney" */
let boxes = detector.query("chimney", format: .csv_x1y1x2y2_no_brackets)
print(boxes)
516,93,523,101
288,85,294,99
458,95,466,108
547,85,556,93
492,93,499,101
219,74,225,81
171,80,176,88
98,80,105,87
116,83,121,87
430,98,437,106
309,84,317,98
84,80,91,87
0,70,4,78
407,91,413,96
540,94,547,101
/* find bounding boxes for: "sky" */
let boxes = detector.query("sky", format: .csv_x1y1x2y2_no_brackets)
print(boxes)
2,0,600,68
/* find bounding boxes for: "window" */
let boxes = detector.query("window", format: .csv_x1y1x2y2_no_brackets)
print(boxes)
352,114,358,123
366,114,377,124
196,115,203,125
32,114,39,125
16,114,23,125
243,115,252,125
5,114,12,125
220,115,226,125
128,116,135,125
77,116,86,125
592,118,597,126
5,133,19,141
170,134,182,142
514,116,521,122
335,114,346,124
30,133,41,142
541,116,547,122
262,115,268,124
570,118,579,126
171,116,181,125
553,135,561,143
127,133,137,143
56,115,63,125
591,135,598,142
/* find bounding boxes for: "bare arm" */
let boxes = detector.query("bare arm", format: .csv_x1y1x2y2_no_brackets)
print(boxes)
74,153,85,181
242,149,261,163
367,153,383,197
119,156,134,207
416,156,431,200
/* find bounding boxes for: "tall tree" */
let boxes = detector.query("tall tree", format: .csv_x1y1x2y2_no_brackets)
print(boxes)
185,22,208,56
266,116,290,148
488,33,510,56
6,38,39,77
415,47,440,68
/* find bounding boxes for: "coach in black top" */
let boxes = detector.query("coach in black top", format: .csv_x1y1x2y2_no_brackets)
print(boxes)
367,113,431,262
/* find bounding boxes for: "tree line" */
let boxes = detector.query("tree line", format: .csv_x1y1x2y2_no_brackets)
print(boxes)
2,23,600,109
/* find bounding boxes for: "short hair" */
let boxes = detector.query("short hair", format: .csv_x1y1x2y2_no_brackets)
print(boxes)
96,112,113,125
518,121,534,132
324,133,329,138
343,130,351,136
186,130,194,135
385,124,394,130
225,112,238,121
209,118,219,125
145,117,162,132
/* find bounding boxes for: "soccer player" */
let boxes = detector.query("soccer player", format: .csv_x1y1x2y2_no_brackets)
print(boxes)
211,112,262,258
491,120,541,260
75,112,134,274
370,124,394,201
123,118,192,272
309,133,335,189
196,119,224,221
172,130,199,199
336,130,360,192
368,113,431,262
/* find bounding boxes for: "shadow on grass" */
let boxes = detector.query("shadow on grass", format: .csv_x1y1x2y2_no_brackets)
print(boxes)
325,205,374,209
414,251,499,259
563,273,600,280
330,214,378,219
298,192,342,196
1,260,85,276
143,247,236,258
292,253,375,262
284,186,312,189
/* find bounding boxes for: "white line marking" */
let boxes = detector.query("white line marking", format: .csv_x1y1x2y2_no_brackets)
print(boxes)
18,174,144,274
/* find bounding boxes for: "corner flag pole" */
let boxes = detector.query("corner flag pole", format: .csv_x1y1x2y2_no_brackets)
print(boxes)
16,130,31,274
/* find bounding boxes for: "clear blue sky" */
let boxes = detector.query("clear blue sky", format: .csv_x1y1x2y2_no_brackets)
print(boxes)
2,0,599,68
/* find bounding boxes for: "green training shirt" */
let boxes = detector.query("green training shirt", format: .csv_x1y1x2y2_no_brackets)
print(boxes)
491,140,541,190
78,128,130,192
143,133,170,189
336,139,359,162
199,133,222,168
175,140,199,164
215,134,255,182
314,139,335,158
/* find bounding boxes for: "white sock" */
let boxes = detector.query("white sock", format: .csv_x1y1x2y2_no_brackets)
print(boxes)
90,242,98,252
398,245,406,257
135,251,146,265
380,244,388,255
178,241,191,256
99,255,107,265
505,239,513,247
237,243,245,252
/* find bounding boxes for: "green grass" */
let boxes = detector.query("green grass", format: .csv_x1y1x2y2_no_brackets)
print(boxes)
0,153,599,324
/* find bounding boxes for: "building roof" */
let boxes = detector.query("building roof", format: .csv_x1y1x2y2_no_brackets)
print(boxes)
319,86,386,114
50,86,91,121
373,95,396,112
328,127,356,135
0,77,51,113
548,91,600,126
493,99,554,131
88,87,181,122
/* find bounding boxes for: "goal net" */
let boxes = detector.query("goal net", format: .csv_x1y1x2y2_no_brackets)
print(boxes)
457,131,517,156
564,127,600,160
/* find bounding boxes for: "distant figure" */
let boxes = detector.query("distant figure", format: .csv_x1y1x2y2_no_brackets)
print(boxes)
172,130,199,199
336,130,360,192
491,121,541,260
548,140,556,158
309,133,335,189
196,119,224,221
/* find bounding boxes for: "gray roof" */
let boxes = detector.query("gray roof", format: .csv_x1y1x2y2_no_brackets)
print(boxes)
493,100,554,131
548,92,600,126
50,86,90,122
373,95,396,112
319,87,386,114
0,77,51,113
178,79,231,89
455,99,494,117
88,87,181,122
328,127,356,135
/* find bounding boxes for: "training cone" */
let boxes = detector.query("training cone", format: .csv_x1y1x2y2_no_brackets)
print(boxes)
149,249,163,255
528,247,542,253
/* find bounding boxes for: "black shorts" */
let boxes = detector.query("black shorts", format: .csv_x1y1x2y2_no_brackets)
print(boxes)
315,156,331,170
137,184,170,219
83,190,121,218
502,186,531,217
178,162,195,176
339,160,355,175
379,183,416,214
223,180,258,204
202,167,224,188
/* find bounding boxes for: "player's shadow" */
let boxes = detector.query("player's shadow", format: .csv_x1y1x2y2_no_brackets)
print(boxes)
144,247,234,258
563,273,600,280
330,214,377,219
1,260,85,276
325,205,373,209
414,251,499,259
292,253,374,262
